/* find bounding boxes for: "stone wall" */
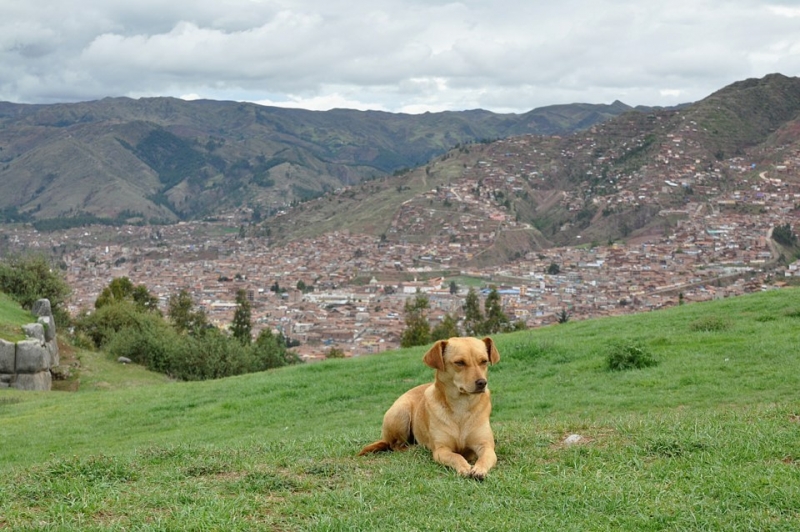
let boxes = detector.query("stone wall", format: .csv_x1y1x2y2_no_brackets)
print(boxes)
0,299,59,391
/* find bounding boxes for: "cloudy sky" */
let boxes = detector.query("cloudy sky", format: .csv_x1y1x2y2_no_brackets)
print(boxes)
1,0,799,114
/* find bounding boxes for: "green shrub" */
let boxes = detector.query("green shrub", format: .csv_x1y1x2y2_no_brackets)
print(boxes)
106,319,184,375
74,301,162,349
689,315,731,332
325,347,345,359
76,299,301,381
605,341,658,371
170,329,251,381
0,253,71,325
250,329,301,370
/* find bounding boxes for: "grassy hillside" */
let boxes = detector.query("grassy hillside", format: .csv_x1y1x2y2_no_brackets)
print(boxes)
1,289,799,530
0,293,34,341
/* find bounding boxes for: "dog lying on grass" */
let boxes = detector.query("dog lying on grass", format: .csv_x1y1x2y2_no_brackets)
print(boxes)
359,336,500,479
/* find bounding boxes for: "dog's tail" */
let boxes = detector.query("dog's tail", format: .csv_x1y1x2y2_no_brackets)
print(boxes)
358,440,393,456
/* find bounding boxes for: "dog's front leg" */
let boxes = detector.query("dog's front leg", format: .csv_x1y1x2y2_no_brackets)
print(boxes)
470,445,497,480
432,446,473,477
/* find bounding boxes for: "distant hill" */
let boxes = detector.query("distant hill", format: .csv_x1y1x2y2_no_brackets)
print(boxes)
263,73,800,260
0,97,649,225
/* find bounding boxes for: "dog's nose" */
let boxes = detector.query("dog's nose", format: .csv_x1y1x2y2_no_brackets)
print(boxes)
475,379,487,389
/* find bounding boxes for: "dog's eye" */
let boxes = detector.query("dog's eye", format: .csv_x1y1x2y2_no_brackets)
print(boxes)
454,360,466,367
480,359,489,366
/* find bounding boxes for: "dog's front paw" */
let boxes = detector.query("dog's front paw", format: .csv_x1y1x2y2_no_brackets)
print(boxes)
468,466,488,481
456,465,474,478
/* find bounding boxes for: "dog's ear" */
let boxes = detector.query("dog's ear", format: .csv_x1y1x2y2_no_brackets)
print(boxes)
483,337,500,365
423,340,447,370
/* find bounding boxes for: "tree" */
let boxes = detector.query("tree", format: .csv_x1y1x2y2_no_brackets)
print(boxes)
168,289,209,335
431,313,460,341
95,277,134,309
463,287,484,336
0,253,71,325
230,289,252,345
483,287,510,334
772,223,797,247
95,277,160,315
449,280,459,295
400,293,431,348
547,262,561,275
251,328,300,369
557,308,570,324
132,284,161,314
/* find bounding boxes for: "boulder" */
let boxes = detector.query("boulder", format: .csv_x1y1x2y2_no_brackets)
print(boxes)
23,323,45,343
2,299,57,392
0,339,15,373
12,371,52,391
38,316,56,342
31,299,52,318
46,339,60,368
15,339,50,374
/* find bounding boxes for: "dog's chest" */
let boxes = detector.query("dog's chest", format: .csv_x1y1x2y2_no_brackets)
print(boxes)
428,399,489,449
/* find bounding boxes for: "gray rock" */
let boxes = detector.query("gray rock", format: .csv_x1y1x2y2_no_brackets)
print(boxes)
38,315,56,342
15,339,50,373
46,339,60,368
32,299,52,318
12,371,52,391
563,434,586,445
0,339,15,373
117,356,132,364
23,323,45,343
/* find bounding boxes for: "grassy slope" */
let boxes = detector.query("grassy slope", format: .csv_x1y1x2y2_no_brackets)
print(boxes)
0,293,34,342
1,289,799,530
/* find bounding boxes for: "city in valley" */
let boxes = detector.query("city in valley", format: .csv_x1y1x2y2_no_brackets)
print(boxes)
3,126,800,361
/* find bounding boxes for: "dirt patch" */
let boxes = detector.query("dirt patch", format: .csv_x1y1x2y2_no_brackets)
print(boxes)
50,337,82,392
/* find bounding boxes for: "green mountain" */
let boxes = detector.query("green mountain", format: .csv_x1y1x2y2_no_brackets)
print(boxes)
0,97,645,224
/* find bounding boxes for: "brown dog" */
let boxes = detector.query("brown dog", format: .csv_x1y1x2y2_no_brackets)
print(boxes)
359,336,500,479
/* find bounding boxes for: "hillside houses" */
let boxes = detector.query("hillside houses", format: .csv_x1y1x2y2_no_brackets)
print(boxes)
2,118,800,360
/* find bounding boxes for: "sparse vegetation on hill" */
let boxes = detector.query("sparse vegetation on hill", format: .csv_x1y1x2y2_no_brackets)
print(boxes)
1,288,798,530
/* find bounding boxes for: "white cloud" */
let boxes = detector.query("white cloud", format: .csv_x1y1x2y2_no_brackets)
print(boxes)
0,0,797,112
767,5,800,17
659,89,683,98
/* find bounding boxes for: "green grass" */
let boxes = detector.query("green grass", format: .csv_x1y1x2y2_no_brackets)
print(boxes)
1,289,800,530
0,292,34,341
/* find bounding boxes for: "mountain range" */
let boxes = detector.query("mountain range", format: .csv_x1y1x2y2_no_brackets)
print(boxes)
262,73,800,258
0,95,652,226
1,73,799,261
